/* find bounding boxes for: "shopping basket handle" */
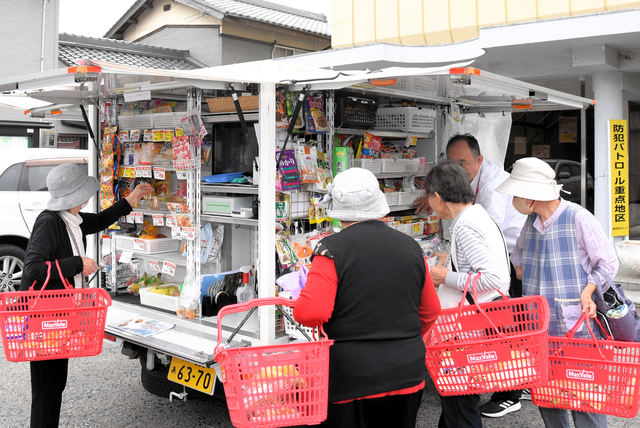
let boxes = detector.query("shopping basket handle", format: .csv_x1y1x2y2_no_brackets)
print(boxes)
28,260,74,292
455,273,505,339
555,314,609,360
214,297,328,353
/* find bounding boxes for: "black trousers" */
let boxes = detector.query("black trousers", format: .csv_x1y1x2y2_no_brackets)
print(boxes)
439,394,482,428
318,389,424,428
29,358,69,428
488,262,523,404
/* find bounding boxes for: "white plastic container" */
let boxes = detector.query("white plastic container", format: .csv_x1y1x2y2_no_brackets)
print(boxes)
278,291,317,340
115,235,179,254
375,107,436,133
387,76,437,96
352,158,382,173
381,158,404,173
384,192,399,206
139,285,181,312
399,189,426,205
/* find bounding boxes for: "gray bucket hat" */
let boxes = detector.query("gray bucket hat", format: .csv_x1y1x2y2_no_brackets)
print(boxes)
324,168,389,221
47,163,100,211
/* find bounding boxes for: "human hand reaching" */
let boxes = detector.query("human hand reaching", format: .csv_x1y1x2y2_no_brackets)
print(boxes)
82,257,98,277
125,183,154,206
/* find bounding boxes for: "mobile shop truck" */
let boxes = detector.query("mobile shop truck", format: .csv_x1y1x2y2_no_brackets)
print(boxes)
0,59,594,407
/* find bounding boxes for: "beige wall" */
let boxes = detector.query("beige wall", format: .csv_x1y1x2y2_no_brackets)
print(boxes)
332,0,640,48
123,1,221,41
122,0,329,52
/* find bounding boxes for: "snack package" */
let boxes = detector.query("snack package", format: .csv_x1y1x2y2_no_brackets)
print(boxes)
312,150,333,192
295,145,319,184
360,132,382,159
154,140,173,165
276,235,298,269
100,127,117,211
276,193,291,231
177,269,199,319
286,92,305,133
172,135,195,168
208,224,225,261
276,149,301,191
309,193,331,224
139,143,153,165
200,223,214,264
333,146,349,176
201,140,212,165
290,234,313,270
276,93,288,128
403,176,416,191
305,95,328,134
118,177,134,198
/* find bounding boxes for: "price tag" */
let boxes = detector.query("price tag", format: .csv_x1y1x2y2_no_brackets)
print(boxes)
126,214,135,223
133,239,145,252
152,214,164,226
119,251,133,264
120,216,127,224
171,227,182,240
167,357,215,395
135,166,153,178
148,260,161,272
181,227,196,241
134,212,144,224
166,214,177,227
162,261,177,277
177,170,188,180
153,167,166,180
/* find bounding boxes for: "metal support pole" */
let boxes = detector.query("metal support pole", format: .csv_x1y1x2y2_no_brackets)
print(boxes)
580,77,587,210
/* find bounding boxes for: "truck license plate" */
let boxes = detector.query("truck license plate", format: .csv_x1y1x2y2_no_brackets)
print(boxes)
167,357,215,395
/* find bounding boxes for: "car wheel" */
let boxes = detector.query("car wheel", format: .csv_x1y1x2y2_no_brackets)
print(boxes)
0,244,25,292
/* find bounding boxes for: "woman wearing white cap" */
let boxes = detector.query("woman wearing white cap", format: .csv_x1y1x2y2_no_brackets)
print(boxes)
293,168,441,428
21,163,153,428
496,157,618,428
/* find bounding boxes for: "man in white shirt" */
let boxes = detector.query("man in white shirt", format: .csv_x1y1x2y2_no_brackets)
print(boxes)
416,134,528,417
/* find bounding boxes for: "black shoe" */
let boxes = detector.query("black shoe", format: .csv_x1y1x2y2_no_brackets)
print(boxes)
521,389,531,400
479,399,522,418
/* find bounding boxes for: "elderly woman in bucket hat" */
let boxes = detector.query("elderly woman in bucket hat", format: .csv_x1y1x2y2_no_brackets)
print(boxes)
293,168,441,428
21,163,153,428
496,157,618,428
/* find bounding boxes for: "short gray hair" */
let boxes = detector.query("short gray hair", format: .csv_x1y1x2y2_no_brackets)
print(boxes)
424,159,475,204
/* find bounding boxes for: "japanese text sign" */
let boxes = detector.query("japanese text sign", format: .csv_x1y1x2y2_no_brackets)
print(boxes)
611,120,629,236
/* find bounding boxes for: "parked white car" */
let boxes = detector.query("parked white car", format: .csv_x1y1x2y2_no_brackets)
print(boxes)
0,148,89,292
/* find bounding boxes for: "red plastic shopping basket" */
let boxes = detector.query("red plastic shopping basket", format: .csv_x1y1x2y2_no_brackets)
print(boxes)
425,273,550,395
0,260,112,362
532,314,640,418
214,297,333,428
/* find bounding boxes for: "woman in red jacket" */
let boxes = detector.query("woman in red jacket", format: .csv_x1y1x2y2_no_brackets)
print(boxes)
293,168,441,428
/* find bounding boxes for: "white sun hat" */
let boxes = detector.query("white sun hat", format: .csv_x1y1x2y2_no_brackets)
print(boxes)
496,157,563,201
324,168,390,221
47,163,100,211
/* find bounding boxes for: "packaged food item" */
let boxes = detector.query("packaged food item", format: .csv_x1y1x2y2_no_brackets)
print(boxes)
295,145,319,184
208,224,225,261
309,193,331,224
276,235,298,269
286,92,305,133
154,141,173,165
139,143,153,165
305,95,328,134
275,93,288,128
275,193,291,231
177,269,199,319
360,132,382,159
118,177,134,198
201,140,212,165
312,150,333,192
171,136,194,165
290,234,314,270
276,149,300,191
333,146,349,176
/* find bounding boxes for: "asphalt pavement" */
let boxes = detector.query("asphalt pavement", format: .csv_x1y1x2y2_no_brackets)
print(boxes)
1,340,639,427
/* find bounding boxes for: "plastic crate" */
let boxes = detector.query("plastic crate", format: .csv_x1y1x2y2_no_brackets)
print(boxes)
335,96,377,129
115,235,179,254
381,158,404,173
139,285,180,312
352,158,382,173
375,107,436,133
384,192,399,206
119,114,153,131
387,76,437,96
405,158,421,172
153,112,185,129
399,190,426,205
278,292,317,340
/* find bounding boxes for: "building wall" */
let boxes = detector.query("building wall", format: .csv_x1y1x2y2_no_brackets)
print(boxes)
122,0,222,41
137,26,223,66
220,37,277,65
332,0,640,48
0,0,59,78
220,20,330,52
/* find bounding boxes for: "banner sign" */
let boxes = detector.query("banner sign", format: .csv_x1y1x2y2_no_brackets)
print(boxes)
610,120,629,237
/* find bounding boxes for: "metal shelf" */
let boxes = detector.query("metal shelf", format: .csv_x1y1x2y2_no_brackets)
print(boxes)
389,204,418,212
334,127,435,139
201,184,259,194
119,250,188,266
131,208,170,216
201,214,258,226
202,112,259,124
374,171,423,179
344,85,450,105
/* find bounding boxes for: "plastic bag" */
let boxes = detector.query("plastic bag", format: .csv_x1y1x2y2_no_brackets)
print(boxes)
208,224,224,261
177,268,199,319
200,223,214,264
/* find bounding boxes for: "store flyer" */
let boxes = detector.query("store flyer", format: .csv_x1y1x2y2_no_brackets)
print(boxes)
113,316,175,337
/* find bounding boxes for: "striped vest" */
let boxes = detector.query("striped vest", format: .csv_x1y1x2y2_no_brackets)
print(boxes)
521,202,592,338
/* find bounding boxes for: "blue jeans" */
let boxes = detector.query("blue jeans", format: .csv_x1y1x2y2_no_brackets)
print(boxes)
538,407,607,428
